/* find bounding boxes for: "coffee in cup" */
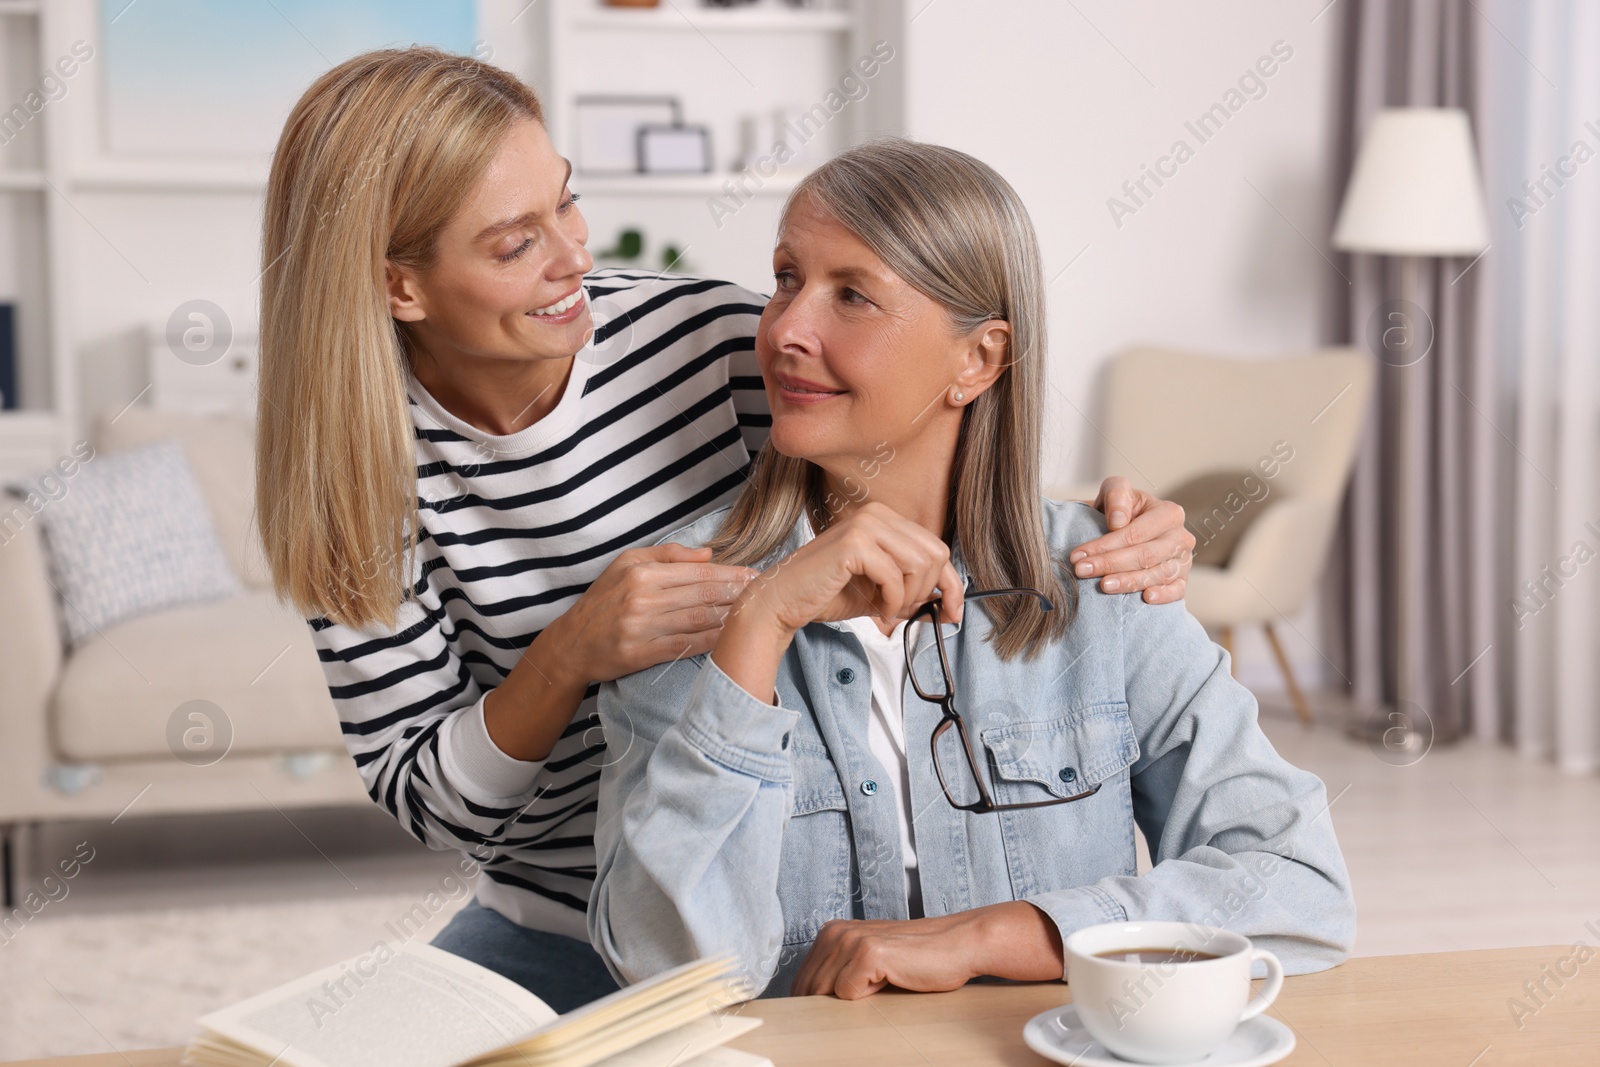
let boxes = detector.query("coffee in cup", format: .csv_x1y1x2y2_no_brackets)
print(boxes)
1064,921,1284,1064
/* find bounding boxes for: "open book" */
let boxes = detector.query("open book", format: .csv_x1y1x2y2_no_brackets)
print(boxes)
181,942,769,1067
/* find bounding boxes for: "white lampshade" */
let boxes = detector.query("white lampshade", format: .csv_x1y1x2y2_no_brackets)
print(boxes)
1332,108,1491,255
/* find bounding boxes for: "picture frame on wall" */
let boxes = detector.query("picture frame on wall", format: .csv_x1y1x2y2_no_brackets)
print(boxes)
572,95,681,175
637,124,712,175
96,0,479,157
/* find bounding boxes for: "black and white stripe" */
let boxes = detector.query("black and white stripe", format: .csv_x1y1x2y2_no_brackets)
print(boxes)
307,269,769,938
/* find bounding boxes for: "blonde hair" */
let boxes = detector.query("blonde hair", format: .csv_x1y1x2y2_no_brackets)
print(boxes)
256,48,543,629
708,138,1071,659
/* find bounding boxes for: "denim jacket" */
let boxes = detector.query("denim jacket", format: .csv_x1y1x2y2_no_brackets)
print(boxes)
590,499,1355,996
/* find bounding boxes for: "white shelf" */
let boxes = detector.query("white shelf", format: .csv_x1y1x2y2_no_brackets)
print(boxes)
0,410,63,488
0,170,45,191
574,171,804,195
1,165,270,194
0,410,62,448
0,409,58,429
571,5,850,33
70,160,269,193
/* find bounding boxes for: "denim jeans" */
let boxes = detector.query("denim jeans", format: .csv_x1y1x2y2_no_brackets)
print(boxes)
430,898,621,1013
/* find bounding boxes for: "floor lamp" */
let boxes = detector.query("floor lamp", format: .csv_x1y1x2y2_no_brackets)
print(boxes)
1331,108,1491,751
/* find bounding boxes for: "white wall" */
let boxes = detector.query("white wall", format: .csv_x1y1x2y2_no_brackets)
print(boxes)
68,190,267,429
900,0,1341,692
51,0,1343,693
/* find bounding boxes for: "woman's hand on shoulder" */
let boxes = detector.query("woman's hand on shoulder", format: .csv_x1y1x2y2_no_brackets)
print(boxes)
1070,475,1195,605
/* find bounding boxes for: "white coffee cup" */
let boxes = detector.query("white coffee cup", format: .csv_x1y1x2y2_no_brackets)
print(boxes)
1063,920,1284,1064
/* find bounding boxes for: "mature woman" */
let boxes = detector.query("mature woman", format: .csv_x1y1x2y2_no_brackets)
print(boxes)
254,49,1195,1012
590,139,1356,998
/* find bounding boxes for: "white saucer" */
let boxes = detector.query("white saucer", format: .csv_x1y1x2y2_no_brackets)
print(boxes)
1022,1003,1296,1067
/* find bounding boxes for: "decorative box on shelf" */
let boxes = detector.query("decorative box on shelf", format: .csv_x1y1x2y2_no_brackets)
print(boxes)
145,324,258,415
0,410,66,489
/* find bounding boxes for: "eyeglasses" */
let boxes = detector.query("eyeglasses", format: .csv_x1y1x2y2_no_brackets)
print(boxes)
903,587,1103,813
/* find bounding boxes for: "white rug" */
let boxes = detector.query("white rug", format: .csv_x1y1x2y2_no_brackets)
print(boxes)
0,892,469,1061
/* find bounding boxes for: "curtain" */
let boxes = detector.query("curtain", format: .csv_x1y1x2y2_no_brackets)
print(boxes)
1323,0,1599,774
1487,0,1600,773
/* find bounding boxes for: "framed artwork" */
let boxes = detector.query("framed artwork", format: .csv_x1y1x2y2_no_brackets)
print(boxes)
572,96,680,175
638,124,712,174
98,0,478,157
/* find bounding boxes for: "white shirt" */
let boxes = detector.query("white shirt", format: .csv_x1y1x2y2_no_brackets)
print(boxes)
839,615,925,919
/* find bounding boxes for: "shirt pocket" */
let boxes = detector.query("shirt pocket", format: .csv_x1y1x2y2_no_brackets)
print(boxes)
777,738,853,947
790,737,848,815
979,702,1140,802
975,702,1140,896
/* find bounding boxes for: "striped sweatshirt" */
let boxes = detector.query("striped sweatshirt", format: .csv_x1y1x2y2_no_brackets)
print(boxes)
307,269,769,940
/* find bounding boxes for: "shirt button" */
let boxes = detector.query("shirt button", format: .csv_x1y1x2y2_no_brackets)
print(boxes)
861,779,878,796
780,733,790,750
836,668,855,684
1058,766,1078,783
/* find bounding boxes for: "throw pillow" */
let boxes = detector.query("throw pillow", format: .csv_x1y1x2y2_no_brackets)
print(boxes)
23,437,243,648
1166,469,1273,568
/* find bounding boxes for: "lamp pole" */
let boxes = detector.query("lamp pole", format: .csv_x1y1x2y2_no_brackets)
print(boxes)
1332,108,1489,753
1394,253,1422,731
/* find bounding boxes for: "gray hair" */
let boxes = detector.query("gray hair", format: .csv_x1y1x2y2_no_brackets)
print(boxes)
710,137,1070,659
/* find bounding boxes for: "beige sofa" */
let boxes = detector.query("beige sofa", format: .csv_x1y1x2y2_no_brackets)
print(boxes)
0,406,369,900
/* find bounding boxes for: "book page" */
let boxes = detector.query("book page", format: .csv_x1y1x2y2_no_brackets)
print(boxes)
193,942,558,1067
504,957,746,1055
467,1013,762,1067
676,1051,771,1067
593,1015,762,1067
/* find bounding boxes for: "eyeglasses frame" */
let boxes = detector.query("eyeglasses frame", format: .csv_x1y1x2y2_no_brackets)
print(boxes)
902,587,1104,814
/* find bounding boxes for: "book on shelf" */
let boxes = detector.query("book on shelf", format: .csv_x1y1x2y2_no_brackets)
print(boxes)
0,302,14,410
180,942,768,1067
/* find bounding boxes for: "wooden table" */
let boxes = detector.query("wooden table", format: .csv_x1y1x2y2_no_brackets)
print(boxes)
8,946,1598,1067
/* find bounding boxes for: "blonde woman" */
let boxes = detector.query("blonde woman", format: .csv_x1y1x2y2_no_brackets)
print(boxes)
590,140,1355,998
256,49,1196,1011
